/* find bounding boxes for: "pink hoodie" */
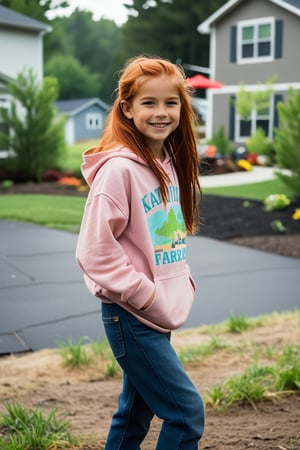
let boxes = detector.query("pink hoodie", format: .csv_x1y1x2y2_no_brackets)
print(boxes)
76,146,196,333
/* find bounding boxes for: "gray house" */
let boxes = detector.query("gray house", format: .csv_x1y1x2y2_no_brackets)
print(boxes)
55,98,109,145
0,5,51,153
198,0,300,144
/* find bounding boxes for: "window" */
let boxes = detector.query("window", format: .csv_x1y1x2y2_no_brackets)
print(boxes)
235,97,274,141
86,113,102,129
237,18,275,63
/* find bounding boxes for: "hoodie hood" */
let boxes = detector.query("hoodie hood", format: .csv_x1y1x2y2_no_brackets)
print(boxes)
81,145,164,187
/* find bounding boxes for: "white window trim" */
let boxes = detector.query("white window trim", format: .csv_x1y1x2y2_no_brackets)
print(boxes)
237,16,275,64
85,113,103,130
235,96,274,142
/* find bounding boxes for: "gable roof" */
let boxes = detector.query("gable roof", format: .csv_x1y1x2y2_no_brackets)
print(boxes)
0,72,13,84
198,0,300,33
55,98,109,116
0,4,51,33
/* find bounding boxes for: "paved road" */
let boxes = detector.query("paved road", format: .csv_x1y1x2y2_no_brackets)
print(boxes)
1,220,300,355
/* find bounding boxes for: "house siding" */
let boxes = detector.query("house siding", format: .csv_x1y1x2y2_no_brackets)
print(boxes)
62,103,107,144
0,28,44,80
214,0,300,84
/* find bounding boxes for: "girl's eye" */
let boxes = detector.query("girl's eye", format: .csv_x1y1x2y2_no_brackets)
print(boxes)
167,101,179,105
142,101,154,106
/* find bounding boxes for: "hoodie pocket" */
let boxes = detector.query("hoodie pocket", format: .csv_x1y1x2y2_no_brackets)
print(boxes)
143,270,195,330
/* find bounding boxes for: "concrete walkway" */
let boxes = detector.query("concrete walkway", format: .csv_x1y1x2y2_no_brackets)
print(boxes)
200,166,277,188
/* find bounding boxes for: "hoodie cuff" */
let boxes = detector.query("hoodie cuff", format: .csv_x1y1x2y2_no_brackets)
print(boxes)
126,278,155,310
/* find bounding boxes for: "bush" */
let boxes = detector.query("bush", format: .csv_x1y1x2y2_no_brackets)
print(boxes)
0,69,66,182
274,88,300,200
245,128,273,158
207,125,235,157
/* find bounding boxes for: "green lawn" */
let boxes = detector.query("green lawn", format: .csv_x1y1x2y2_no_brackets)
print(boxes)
203,178,294,200
0,194,86,232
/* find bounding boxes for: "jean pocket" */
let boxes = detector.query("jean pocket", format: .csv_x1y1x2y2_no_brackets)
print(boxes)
102,313,126,359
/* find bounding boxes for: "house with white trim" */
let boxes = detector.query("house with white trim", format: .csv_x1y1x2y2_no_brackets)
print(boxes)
55,98,109,145
198,0,300,144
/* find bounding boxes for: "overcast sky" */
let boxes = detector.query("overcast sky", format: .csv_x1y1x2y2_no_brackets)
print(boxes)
48,0,129,24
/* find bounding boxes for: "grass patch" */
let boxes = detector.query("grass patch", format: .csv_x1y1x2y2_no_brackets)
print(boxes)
205,344,300,411
0,401,77,449
203,178,295,201
0,194,86,232
58,337,121,379
59,337,92,368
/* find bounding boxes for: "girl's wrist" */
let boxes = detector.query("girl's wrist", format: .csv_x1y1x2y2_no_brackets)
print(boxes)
141,288,156,311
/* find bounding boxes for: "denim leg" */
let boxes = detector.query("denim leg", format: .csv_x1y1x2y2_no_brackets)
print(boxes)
105,372,154,450
102,303,205,450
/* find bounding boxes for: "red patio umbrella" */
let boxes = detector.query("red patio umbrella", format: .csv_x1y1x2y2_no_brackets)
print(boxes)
186,74,224,89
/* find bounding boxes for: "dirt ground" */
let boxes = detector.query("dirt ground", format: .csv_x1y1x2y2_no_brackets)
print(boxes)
0,181,300,449
0,312,299,449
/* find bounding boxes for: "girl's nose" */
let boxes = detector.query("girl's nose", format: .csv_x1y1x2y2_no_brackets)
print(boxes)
155,104,167,116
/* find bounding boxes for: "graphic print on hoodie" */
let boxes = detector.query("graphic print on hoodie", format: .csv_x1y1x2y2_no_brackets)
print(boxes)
143,187,186,267
76,146,196,333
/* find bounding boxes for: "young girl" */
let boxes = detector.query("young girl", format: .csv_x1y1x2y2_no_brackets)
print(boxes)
76,55,205,449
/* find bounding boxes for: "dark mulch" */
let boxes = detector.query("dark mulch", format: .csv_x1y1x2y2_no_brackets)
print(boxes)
198,194,300,240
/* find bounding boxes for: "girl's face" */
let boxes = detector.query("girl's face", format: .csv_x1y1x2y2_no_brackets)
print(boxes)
121,74,181,159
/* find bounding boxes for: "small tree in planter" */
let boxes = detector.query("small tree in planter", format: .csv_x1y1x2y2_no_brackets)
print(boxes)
245,128,273,165
274,88,300,201
0,69,66,182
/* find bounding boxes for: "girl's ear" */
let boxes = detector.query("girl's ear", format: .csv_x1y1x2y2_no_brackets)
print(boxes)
120,100,133,119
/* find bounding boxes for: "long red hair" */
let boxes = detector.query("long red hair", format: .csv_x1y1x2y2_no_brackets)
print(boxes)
98,55,201,234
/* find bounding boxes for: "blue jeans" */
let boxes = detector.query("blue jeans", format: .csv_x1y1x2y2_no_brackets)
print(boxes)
102,302,205,450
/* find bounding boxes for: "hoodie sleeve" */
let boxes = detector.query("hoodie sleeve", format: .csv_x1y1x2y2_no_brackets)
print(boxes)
76,192,155,310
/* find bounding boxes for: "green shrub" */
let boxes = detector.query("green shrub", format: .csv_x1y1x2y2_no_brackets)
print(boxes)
0,69,66,182
274,88,300,200
245,127,273,157
207,125,234,157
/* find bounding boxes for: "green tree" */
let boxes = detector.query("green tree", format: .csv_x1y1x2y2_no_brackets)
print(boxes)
0,0,69,22
274,88,300,200
120,0,226,68
45,11,121,103
45,55,101,99
235,77,275,120
0,70,65,181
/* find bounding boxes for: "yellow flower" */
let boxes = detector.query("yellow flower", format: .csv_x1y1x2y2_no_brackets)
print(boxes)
237,159,252,171
292,209,300,220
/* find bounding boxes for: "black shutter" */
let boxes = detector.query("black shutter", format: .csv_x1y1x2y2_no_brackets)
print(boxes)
229,96,235,140
230,25,237,62
275,20,283,59
274,94,283,132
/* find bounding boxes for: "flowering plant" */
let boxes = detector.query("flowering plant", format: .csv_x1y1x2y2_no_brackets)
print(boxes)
237,159,252,172
264,194,291,212
292,209,300,220
58,176,82,187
